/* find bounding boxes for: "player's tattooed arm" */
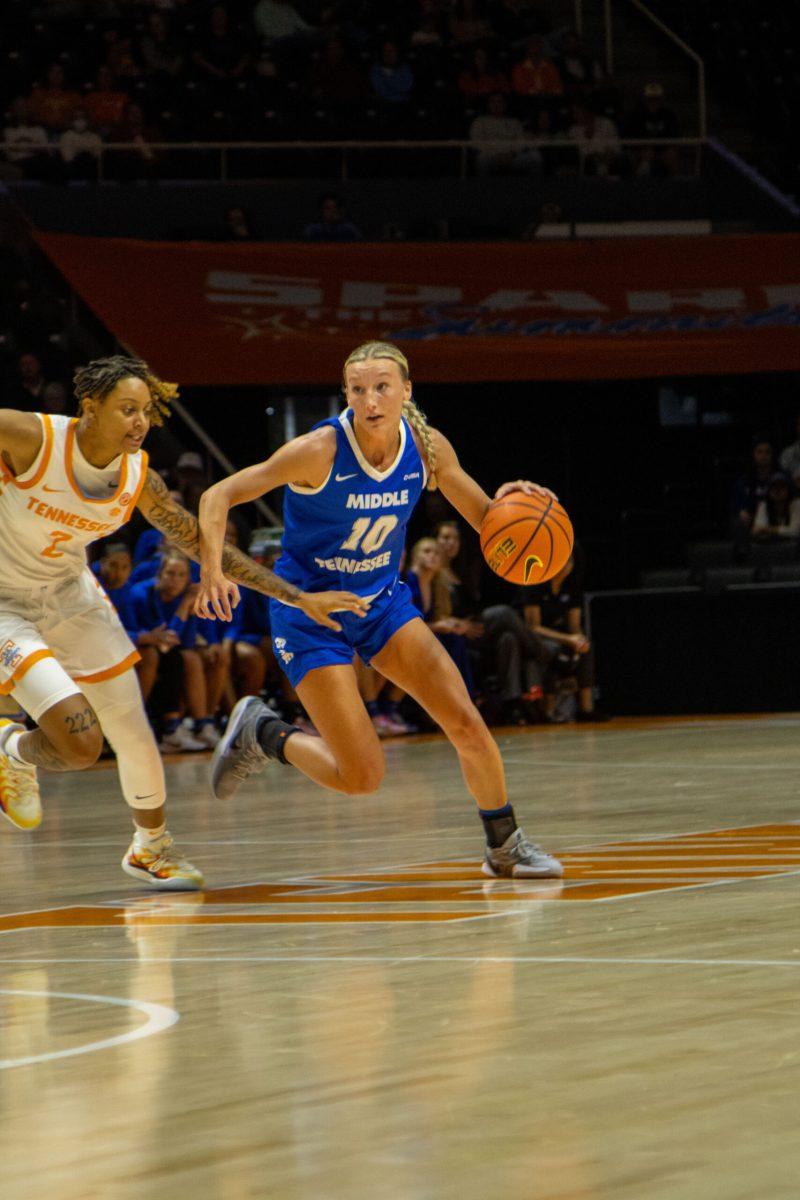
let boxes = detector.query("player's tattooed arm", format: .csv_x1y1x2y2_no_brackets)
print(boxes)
137,469,303,607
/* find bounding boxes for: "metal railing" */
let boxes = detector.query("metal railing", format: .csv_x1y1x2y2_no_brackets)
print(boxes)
2,136,707,182
573,0,706,138
624,0,707,138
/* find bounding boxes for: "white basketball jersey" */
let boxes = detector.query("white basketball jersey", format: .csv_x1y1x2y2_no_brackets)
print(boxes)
0,413,149,589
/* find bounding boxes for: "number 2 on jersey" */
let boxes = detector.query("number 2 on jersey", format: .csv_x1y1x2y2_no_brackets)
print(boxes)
41,530,74,559
339,515,398,554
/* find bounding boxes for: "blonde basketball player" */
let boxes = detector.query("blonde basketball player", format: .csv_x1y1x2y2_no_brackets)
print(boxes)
0,356,366,887
197,341,563,878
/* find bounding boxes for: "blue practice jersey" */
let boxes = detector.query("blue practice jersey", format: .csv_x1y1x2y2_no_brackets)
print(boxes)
276,409,426,597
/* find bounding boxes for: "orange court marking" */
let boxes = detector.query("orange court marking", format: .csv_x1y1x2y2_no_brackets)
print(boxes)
2,823,799,932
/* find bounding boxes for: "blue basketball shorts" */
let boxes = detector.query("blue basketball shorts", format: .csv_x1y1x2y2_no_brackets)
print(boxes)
268,580,421,688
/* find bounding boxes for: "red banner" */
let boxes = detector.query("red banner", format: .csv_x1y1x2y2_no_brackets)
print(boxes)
37,232,800,385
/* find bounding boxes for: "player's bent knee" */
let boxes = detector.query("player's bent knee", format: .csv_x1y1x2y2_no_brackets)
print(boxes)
52,722,104,768
340,757,385,795
446,702,490,751
66,727,104,768
40,697,105,767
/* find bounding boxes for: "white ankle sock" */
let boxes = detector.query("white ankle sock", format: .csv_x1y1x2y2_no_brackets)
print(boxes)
135,822,167,845
5,730,34,770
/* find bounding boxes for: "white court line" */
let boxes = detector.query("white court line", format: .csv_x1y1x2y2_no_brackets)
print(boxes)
0,988,179,1070
502,758,800,771
1,955,799,968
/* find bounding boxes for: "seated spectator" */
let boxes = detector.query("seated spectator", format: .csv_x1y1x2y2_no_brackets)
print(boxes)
105,33,144,84
92,541,133,608
42,381,70,415
28,62,81,132
303,194,363,242
511,37,564,111
779,413,800,487
457,47,510,100
435,519,544,724
369,41,415,108
222,205,256,240
449,0,493,47
222,536,311,727
109,102,162,180
406,537,475,695
732,437,779,548
175,450,208,510
490,0,547,45
128,552,219,752
307,39,366,111
521,199,571,239
554,31,603,95
84,66,129,136
192,4,253,94
469,92,541,175
2,98,52,180
411,12,445,48
515,551,601,721
568,102,622,176
354,656,416,736
140,11,186,83
59,110,103,179
435,519,484,616
752,474,800,540
253,0,316,44
131,526,169,584
624,82,681,177
11,352,48,411
224,583,271,697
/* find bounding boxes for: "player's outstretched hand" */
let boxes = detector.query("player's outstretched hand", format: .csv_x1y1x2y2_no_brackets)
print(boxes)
195,573,241,621
299,590,371,632
494,479,558,502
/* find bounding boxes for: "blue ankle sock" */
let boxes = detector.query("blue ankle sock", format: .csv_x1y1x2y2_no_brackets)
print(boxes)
479,803,517,848
481,803,513,820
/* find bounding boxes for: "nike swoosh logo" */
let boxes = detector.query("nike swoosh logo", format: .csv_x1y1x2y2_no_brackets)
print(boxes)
134,793,158,801
335,473,357,482
42,485,64,493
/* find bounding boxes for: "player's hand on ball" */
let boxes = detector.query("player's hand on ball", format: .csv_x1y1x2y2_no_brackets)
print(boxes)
494,479,558,502
299,590,370,631
195,574,241,621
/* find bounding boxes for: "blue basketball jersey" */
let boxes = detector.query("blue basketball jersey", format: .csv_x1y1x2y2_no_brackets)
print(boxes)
275,409,426,597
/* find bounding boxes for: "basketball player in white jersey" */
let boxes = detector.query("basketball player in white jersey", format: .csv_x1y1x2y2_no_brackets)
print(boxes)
0,356,366,887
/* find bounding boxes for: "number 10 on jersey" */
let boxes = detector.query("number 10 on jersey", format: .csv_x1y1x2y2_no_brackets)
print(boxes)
339,515,398,554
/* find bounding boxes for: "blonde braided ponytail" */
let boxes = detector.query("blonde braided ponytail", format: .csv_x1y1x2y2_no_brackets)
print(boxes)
401,396,437,491
342,340,437,490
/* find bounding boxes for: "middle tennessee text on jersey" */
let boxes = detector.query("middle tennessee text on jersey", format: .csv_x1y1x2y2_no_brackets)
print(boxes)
275,409,427,598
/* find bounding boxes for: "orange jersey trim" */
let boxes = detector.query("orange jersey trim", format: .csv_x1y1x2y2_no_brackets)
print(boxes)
6,414,54,491
71,649,141,685
0,649,55,695
64,419,130,506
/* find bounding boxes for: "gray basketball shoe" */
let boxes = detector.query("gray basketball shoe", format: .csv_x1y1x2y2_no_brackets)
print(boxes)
482,828,563,879
210,696,272,800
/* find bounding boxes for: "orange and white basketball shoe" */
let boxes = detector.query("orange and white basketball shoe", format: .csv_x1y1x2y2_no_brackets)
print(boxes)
122,830,204,890
0,719,42,831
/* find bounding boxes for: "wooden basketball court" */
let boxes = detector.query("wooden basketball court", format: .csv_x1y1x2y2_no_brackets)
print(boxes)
2,716,799,1199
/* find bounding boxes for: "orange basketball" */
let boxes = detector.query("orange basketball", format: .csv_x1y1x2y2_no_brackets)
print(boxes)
480,490,574,585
